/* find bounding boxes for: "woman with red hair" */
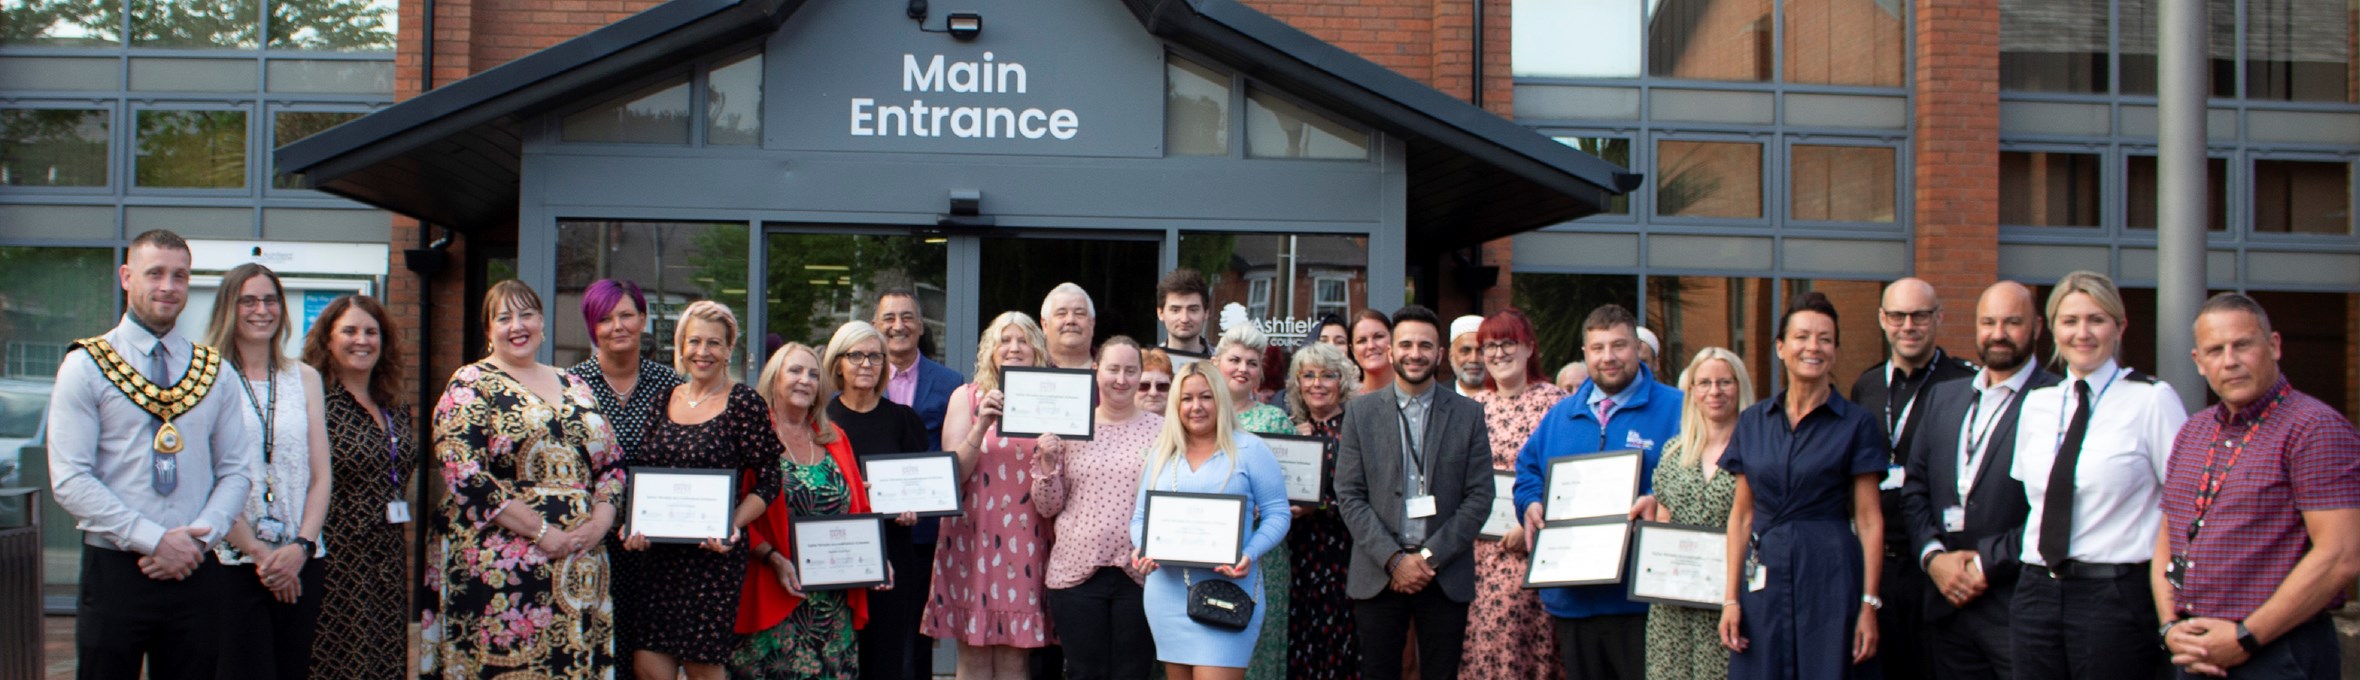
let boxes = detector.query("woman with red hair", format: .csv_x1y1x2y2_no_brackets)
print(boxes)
1462,309,1567,679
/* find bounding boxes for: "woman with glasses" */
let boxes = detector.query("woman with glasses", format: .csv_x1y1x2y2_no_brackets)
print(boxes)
818,322,934,680
1212,325,1294,680
1034,337,1161,680
927,312,1060,678
1462,309,1569,679
1646,348,1753,680
1282,342,1360,678
1139,349,1175,418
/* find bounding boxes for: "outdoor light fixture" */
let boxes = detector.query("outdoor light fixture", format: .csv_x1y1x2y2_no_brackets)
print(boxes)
946,12,982,39
938,189,992,228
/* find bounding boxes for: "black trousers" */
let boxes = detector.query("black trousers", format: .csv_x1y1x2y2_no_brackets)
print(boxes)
2011,566,2164,680
76,545,237,680
862,534,935,680
1553,613,1645,680
217,556,326,679
1930,582,2017,680
2173,615,2339,680
1353,585,1469,680
1880,554,1933,680
1044,568,1156,680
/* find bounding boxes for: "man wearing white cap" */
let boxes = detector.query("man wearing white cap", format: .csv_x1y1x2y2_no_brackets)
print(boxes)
1449,315,1487,397
1634,326,1661,372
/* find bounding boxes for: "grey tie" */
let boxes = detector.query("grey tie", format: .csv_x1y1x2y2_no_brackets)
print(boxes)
150,342,177,494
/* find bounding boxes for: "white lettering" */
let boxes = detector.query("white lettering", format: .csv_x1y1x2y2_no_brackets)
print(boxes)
987,108,1017,138
931,106,952,136
951,107,982,137
1048,109,1078,140
858,53,1071,141
903,54,944,92
948,62,979,93
910,99,928,136
1019,110,1048,138
877,104,907,136
999,62,1027,94
850,98,874,135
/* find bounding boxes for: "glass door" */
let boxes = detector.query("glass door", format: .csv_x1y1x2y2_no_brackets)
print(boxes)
976,233,1163,348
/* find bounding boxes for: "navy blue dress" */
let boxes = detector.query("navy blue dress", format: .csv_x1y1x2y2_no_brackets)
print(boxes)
1718,390,1886,680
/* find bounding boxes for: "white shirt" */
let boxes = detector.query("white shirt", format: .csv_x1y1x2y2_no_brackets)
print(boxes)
1920,359,2040,563
214,363,326,564
47,316,258,554
2010,358,2189,566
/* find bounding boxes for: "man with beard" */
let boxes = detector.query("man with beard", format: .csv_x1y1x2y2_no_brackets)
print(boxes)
1153,269,1212,359
1042,282,1096,370
1513,304,1683,680
1854,277,1978,680
50,229,260,680
1899,281,2058,679
1448,315,1486,397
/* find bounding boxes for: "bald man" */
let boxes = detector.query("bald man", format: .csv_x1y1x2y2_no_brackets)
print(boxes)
1900,282,2059,680
1852,277,1978,680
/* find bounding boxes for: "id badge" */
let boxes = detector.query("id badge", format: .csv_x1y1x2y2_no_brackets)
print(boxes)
1943,506,1967,533
1880,464,1906,491
2165,557,2188,591
254,516,287,544
1406,495,1438,519
1749,564,1768,592
386,500,412,524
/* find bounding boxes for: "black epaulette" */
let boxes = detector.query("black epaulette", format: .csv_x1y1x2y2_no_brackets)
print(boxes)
2124,369,2159,384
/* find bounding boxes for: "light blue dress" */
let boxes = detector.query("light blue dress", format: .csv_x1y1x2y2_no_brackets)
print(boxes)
1129,431,1293,668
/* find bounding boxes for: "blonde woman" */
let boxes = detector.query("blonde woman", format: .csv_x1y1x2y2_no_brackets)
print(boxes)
1281,342,1361,678
927,312,1062,678
1645,347,1753,680
821,321,935,680
1211,324,1293,680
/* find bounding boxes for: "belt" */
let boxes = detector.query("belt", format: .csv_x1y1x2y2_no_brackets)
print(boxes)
2028,560,2148,580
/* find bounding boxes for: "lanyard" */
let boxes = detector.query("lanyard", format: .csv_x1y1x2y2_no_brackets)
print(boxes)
1397,399,1429,494
2054,367,2127,449
1884,359,1937,447
235,364,279,503
2178,393,2286,557
1957,385,2020,499
381,405,404,490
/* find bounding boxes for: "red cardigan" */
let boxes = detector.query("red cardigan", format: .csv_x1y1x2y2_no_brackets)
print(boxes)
736,422,871,634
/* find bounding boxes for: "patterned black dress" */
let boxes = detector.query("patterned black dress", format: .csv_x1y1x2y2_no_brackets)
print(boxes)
615,384,783,663
310,383,415,680
571,355,681,654
1287,411,1361,679
730,449,861,679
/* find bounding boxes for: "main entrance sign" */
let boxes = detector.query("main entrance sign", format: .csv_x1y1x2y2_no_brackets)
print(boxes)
850,53,1081,140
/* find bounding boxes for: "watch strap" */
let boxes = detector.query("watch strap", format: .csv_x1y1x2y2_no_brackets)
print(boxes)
2236,622,2263,654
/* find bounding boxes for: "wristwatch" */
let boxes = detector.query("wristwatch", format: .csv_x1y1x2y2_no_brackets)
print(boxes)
1861,594,1884,610
2235,622,2263,655
291,535,318,556
1419,547,1434,561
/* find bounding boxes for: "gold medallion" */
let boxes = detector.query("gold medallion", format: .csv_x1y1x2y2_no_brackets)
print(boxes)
155,421,185,454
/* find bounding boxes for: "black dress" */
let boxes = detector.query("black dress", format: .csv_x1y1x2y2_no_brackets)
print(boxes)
826,396,934,680
614,384,783,664
1287,412,1361,679
311,384,415,680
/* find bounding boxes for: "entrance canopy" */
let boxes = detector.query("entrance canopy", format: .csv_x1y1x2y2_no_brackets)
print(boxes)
278,0,1639,252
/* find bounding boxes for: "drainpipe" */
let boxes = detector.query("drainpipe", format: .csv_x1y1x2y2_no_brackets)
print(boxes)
1470,0,1484,110
409,0,443,624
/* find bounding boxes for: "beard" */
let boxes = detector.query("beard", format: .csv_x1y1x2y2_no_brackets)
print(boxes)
1979,338,2028,373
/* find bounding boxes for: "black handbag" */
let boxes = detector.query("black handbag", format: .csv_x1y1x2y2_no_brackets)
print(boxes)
1185,568,1256,631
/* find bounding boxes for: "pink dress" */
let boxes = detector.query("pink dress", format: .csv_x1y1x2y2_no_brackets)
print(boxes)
920,384,1053,647
1464,383,1569,679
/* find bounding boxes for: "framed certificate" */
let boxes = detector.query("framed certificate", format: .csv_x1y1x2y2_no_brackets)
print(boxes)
1139,491,1248,569
1000,366,1098,441
1262,434,1328,505
627,467,739,543
860,452,963,518
1522,517,1632,588
790,514,890,591
1477,471,1516,540
1542,449,1643,522
1626,521,1729,609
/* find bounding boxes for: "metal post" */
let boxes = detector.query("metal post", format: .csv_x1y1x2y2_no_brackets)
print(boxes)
2155,0,2207,412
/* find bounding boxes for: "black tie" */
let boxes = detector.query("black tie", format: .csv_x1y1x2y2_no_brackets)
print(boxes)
2038,379,2094,568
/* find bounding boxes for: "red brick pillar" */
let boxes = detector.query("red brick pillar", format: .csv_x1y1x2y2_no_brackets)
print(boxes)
1913,0,2001,354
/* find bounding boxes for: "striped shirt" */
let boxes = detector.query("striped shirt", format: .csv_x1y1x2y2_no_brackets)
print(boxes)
2161,378,2360,620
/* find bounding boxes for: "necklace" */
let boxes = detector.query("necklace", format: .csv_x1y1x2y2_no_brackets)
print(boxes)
778,425,821,466
683,382,727,408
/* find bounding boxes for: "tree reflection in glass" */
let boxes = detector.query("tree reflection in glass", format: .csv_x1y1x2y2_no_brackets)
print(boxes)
1,0,123,45
130,0,261,48
269,0,395,51
136,109,246,189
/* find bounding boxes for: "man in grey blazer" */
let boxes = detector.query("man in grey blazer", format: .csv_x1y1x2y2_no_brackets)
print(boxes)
1334,305,1494,680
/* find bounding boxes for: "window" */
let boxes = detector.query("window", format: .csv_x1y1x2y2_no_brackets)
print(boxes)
1999,150,2101,227
1167,55,1230,157
2,0,122,45
1647,275,1775,392
2124,155,2228,231
1514,0,1642,78
1182,233,1368,335
706,52,763,146
1511,273,1637,377
1247,276,1273,319
562,75,692,145
1657,140,1763,219
2251,159,2352,235
1784,0,1905,87
131,0,261,49
1649,0,1773,82
1313,275,1350,321
760,232,946,354
268,0,397,51
1790,145,1897,223
1244,87,1368,160
1782,279,1886,393
2245,0,2353,101
551,221,752,374
0,246,118,592
2,109,109,187
2118,0,2237,96
2000,0,2108,93
135,109,248,189
1558,137,1632,215
272,111,362,189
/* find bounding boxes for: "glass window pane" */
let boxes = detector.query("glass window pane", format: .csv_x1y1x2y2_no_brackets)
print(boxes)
707,52,763,146
1790,145,1896,223
2245,0,2355,102
1514,0,1641,78
1558,136,1632,215
1313,277,1350,321
2,0,122,45
2,109,109,187
1245,87,1368,161
268,0,395,51
1784,0,1905,87
2124,155,2227,231
271,111,360,189
1167,55,1230,157
553,221,754,376
982,237,1162,350
1649,0,1773,82
131,0,260,49
1188,233,1369,347
1656,140,1762,219
2244,291,2352,417
1511,274,1637,381
1999,150,2100,227
2000,0,2107,93
761,232,950,358
2118,0,2237,96
1781,279,1886,394
0,246,118,592
1646,275,1773,400
2252,159,2352,235
561,76,692,145
135,109,247,189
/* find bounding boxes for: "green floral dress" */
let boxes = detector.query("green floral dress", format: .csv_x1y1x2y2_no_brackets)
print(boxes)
1644,439,1740,680
730,456,859,679
1236,402,1293,680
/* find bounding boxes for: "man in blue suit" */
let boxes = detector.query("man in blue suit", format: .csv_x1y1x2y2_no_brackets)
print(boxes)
1514,304,1683,680
877,288,965,450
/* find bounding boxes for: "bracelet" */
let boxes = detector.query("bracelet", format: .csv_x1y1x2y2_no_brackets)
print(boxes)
1722,600,1739,607
534,522,549,544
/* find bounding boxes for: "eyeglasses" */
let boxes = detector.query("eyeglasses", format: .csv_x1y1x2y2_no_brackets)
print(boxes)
1480,340,1521,355
236,295,283,309
1297,371,1342,383
1140,381,1172,393
841,351,885,366
1880,308,1938,325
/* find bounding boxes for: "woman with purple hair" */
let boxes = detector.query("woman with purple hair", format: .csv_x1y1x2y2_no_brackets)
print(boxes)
565,279,684,662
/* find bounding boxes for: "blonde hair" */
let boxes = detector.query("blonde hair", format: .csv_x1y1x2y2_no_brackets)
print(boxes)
1145,361,1241,489
1213,323,1269,357
757,342,838,445
670,300,740,375
2045,270,2129,362
823,321,886,394
1286,342,1359,423
1670,347,1754,468
973,311,1050,394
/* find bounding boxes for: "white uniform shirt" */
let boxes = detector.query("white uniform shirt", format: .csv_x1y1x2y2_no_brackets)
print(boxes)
46,316,258,554
2010,358,2189,566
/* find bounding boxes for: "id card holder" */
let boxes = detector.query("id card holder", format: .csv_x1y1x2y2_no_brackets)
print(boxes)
1744,550,1766,592
387,500,412,524
2165,557,2188,591
254,516,287,544
1943,506,1967,533
1406,495,1438,519
1880,464,1906,491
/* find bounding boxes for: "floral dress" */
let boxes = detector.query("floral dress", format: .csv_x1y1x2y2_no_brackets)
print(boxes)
311,384,414,680
422,362,624,679
921,384,1053,647
615,384,783,664
731,452,860,679
1288,411,1361,680
1645,439,1739,680
1464,383,1568,680
1236,402,1295,680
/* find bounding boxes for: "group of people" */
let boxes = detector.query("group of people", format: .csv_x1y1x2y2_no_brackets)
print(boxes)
46,228,2360,680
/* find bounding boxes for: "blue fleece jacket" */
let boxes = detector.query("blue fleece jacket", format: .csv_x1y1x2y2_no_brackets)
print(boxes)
1513,362,1684,619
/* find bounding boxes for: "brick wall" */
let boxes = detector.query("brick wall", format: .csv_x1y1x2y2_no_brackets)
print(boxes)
1911,0,2001,355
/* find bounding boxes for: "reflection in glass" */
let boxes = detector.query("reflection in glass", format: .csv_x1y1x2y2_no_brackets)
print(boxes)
1781,279,1884,394
0,246,116,593
135,109,247,189
272,111,361,189
1649,0,1772,82
1557,137,1632,215
1167,55,1230,156
1646,276,1774,395
707,52,763,146
2245,0,2355,102
1656,140,1762,219
980,238,1161,349
1187,234,1370,345
131,0,261,49
2125,155,2227,231
1245,88,1368,161
551,221,753,375
1511,274,1637,378
1999,0,2107,92
2252,159,2352,235
1998,151,2100,227
1514,0,1641,78
1784,0,1905,87
2,0,122,45
2,109,108,187
562,76,692,145
762,233,948,354
2117,0,2237,96
1790,145,1896,223
2244,290,2353,416
268,0,395,50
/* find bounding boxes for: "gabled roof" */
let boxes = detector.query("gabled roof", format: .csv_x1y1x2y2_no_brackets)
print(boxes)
278,0,1639,251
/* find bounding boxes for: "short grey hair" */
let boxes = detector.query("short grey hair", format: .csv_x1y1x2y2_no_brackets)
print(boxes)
1214,323,1268,358
1040,282,1095,320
